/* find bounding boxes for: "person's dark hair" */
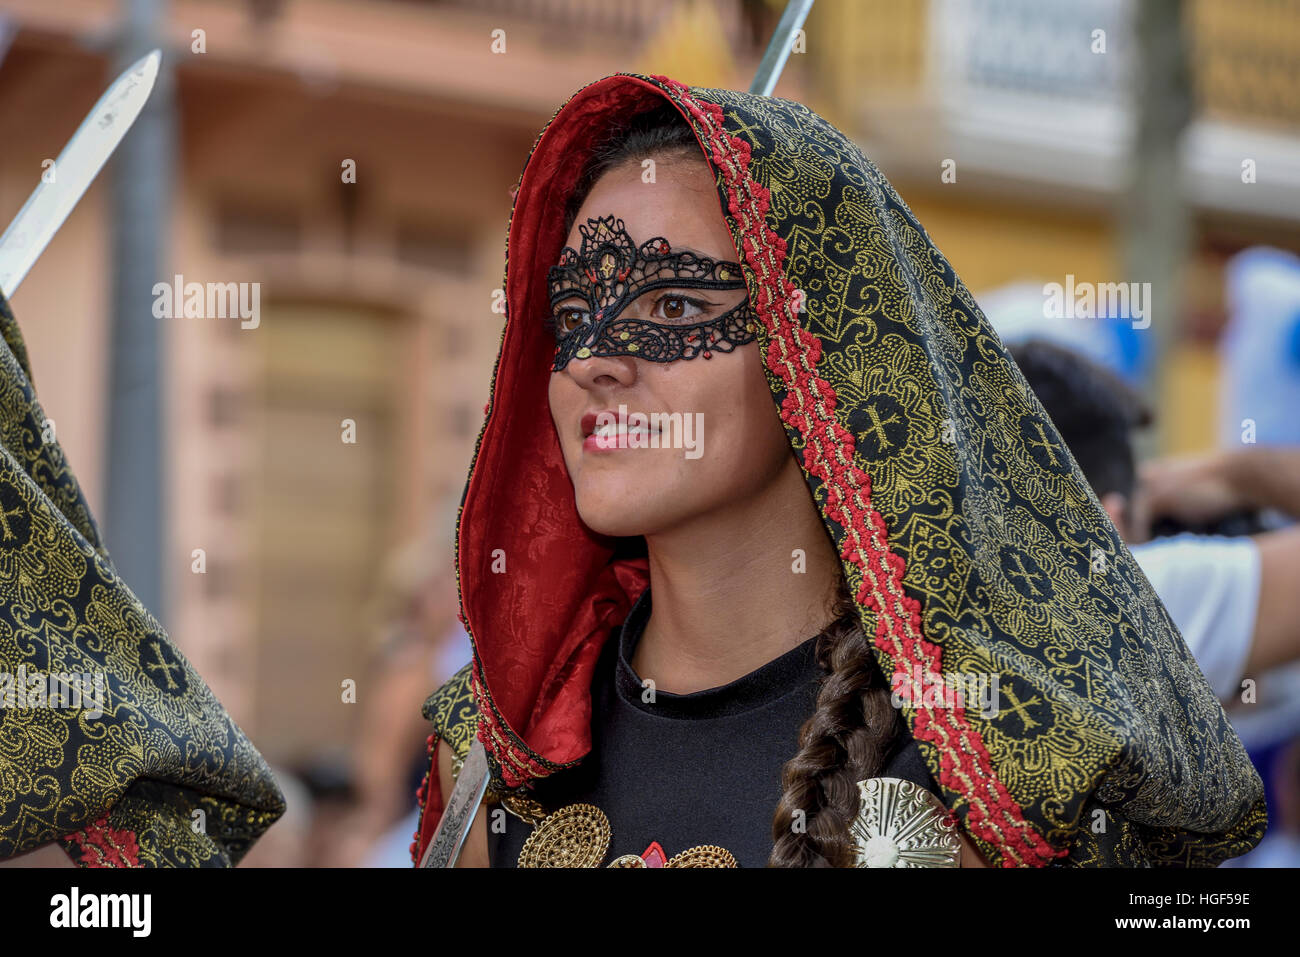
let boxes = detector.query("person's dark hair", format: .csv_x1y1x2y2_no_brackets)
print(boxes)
562,102,703,237
1009,338,1153,501
569,101,902,867
769,565,902,867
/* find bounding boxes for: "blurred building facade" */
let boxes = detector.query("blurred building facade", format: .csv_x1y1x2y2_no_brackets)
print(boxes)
810,0,1300,452
0,0,796,766
0,0,1296,775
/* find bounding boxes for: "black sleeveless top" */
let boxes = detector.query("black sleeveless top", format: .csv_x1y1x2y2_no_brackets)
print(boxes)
487,585,941,867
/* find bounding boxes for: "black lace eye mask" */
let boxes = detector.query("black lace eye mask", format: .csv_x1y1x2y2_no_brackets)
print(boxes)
544,215,759,371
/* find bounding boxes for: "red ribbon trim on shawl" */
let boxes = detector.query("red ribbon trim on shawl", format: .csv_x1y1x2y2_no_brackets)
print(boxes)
647,74,1064,868
66,816,141,867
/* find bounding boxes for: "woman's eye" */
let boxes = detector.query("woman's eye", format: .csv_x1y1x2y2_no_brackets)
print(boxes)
652,294,705,322
554,307,589,334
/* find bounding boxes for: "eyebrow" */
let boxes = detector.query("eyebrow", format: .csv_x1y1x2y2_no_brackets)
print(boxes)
551,243,736,268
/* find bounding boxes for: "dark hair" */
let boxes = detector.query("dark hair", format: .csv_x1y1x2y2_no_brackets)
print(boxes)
571,102,901,867
1009,338,1153,500
769,567,903,867
562,102,704,237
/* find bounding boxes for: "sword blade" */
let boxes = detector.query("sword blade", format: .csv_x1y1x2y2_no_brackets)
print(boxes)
0,48,161,299
749,0,815,96
420,738,490,868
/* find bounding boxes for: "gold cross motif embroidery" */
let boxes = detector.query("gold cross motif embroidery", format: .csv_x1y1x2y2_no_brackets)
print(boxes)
1025,420,1062,467
860,403,902,450
143,640,183,691
1004,551,1046,597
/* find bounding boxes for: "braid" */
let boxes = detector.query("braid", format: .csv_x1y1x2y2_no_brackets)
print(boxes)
768,567,901,867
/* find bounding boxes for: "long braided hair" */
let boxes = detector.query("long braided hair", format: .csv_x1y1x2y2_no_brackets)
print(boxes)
769,566,901,867
562,102,903,868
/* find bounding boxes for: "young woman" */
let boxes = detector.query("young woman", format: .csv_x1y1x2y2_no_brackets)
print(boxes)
412,73,1266,868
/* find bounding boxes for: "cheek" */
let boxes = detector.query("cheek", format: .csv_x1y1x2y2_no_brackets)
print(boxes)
686,349,787,473
745,362,790,468
547,375,578,467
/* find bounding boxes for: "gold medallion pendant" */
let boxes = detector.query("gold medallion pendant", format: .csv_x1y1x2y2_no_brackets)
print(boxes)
849,777,962,867
516,803,611,867
514,801,737,868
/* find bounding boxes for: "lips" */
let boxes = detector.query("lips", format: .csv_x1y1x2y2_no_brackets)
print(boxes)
580,410,661,438
579,409,663,453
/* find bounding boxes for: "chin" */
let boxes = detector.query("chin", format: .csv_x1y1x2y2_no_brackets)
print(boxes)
575,492,653,538
573,479,688,539
575,509,646,539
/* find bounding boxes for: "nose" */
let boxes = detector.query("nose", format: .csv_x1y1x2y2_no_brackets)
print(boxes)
561,351,638,390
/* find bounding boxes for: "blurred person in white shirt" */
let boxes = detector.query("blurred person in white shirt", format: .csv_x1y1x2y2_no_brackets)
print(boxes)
1009,339,1300,702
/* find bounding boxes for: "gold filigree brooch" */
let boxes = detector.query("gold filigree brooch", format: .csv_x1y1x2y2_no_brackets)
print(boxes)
513,801,737,868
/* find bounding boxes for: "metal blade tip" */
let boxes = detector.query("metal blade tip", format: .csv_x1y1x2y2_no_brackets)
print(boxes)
129,49,162,79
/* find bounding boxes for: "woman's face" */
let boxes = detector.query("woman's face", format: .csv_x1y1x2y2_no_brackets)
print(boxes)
547,154,795,538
